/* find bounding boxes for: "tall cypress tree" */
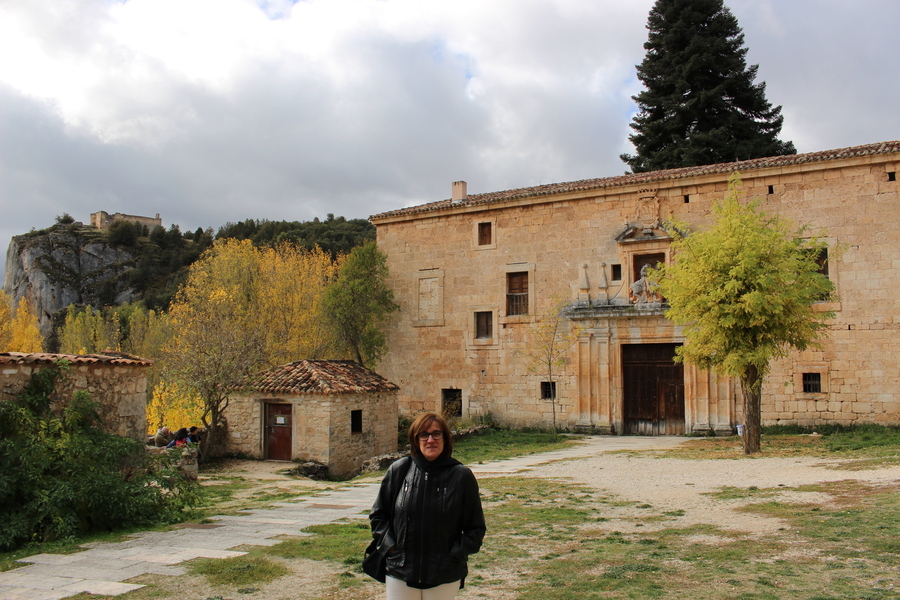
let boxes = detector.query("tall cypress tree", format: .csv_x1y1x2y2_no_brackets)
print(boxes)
621,0,795,173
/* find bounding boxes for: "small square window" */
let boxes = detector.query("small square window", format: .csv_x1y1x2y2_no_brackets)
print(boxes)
541,381,557,400
768,185,775,194
475,311,493,339
888,171,896,182
611,264,622,281
802,373,822,394
683,194,690,204
351,409,362,433
478,222,492,246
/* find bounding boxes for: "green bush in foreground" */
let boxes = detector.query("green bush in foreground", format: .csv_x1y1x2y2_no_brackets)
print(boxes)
0,361,200,551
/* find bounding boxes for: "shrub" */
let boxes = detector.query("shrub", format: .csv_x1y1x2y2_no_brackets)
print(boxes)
0,361,200,551
108,220,139,246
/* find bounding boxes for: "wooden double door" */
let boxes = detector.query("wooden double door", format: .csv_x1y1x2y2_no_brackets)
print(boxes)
622,344,685,435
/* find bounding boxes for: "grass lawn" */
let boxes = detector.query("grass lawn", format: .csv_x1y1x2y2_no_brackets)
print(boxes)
3,426,899,599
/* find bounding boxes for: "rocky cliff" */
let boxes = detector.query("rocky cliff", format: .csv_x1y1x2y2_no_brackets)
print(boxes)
3,225,141,338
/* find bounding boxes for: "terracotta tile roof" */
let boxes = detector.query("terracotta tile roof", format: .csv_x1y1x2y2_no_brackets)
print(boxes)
371,140,900,220
0,351,153,367
239,360,400,395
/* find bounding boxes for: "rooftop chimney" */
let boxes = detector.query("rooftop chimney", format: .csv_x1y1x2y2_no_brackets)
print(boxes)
452,181,467,203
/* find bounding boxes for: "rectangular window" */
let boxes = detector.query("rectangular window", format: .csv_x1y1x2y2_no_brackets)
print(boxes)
442,389,462,418
478,222,492,246
611,264,622,281
815,248,829,278
807,247,831,301
475,311,493,339
351,409,362,433
541,381,557,400
802,373,822,394
633,253,665,283
506,272,529,316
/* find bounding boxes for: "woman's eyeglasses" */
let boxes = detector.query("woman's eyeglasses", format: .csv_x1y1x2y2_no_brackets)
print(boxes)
417,430,443,441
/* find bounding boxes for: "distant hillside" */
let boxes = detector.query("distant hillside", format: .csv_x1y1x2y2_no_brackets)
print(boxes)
2,215,375,346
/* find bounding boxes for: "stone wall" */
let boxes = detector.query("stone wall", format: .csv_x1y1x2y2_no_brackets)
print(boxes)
373,144,900,431
0,357,150,441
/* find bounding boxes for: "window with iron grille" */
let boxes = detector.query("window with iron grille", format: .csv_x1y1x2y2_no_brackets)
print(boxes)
478,222,492,246
541,381,556,400
506,272,528,316
802,373,822,394
475,311,492,339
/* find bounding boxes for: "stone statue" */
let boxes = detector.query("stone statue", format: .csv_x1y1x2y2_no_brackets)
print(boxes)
630,264,662,304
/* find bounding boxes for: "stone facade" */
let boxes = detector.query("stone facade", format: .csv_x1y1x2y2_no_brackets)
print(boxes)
0,352,152,441
371,141,900,433
90,211,162,231
226,360,399,478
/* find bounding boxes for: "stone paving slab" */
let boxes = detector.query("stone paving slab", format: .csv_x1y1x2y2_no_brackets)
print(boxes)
4,435,684,599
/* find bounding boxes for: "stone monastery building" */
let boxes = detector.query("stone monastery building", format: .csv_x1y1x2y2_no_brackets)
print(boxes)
370,141,900,435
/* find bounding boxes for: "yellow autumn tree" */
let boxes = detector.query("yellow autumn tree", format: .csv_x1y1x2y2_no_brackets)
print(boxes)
162,238,344,456
58,305,119,354
162,239,269,456
146,380,204,435
257,243,342,364
118,303,170,359
0,291,43,352
0,292,13,350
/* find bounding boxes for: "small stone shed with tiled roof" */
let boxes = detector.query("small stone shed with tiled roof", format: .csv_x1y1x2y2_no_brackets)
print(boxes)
226,360,399,478
0,352,152,442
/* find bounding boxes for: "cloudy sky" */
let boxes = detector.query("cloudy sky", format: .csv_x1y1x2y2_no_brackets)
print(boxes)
1,0,898,281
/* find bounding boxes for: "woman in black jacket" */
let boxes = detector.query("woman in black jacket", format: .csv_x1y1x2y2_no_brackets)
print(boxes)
369,413,486,600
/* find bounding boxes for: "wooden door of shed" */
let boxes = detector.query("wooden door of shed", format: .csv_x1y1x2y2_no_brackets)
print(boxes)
622,344,685,435
265,403,293,461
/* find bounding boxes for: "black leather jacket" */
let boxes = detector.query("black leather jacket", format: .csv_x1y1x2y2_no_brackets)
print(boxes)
369,454,486,589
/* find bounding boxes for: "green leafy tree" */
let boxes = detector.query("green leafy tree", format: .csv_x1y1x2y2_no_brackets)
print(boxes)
322,242,399,367
108,220,140,246
0,361,199,551
653,174,834,453
621,0,795,173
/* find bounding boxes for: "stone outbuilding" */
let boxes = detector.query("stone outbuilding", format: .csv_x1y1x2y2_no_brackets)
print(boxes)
226,360,399,478
0,351,152,442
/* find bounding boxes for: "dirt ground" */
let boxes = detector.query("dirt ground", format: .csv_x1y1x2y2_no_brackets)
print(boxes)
173,451,900,600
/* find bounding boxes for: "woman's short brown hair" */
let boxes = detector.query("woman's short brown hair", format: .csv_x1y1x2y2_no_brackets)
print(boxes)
408,412,453,458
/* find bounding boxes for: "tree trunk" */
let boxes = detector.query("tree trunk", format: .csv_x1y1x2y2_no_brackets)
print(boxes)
741,365,762,454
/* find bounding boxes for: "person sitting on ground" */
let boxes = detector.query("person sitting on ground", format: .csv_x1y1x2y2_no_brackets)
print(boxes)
166,428,190,449
187,426,202,444
154,426,172,447
187,426,204,461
